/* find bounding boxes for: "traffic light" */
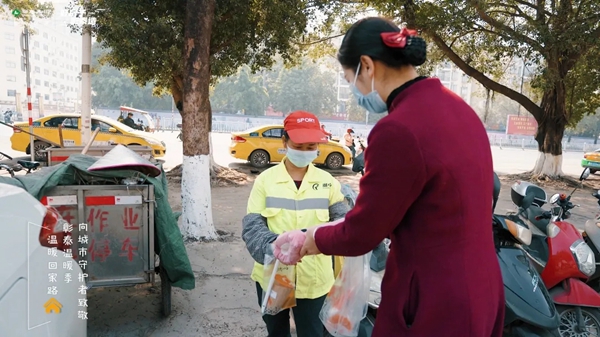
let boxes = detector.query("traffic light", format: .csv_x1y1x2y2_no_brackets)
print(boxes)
11,9,21,18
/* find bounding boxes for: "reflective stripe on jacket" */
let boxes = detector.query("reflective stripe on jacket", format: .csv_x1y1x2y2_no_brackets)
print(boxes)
248,160,345,299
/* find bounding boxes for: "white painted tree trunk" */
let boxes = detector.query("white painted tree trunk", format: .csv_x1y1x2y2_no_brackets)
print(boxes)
180,154,218,240
532,152,564,177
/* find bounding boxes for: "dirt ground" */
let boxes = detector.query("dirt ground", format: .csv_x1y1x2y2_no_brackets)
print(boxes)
86,166,600,337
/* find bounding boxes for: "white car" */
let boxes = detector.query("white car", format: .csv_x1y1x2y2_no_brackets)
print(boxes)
0,183,87,336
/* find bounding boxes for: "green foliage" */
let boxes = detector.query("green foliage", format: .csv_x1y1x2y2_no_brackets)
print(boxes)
210,66,270,115
210,60,338,116
91,44,172,110
1,0,53,21
77,0,325,95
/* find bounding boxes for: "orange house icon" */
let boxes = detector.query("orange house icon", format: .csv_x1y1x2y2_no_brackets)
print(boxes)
44,297,62,314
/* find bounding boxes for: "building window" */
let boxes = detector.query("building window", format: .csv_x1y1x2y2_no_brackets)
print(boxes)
44,69,49,75
5,61,16,68
439,70,450,82
43,44,48,51
34,54,40,60
4,32,14,40
60,73,64,79
52,71,57,77
35,79,41,85
44,81,49,87
52,60,57,66
43,57,49,63
35,66,40,73
460,85,469,97
34,41,39,47
44,94,49,100
6,75,16,82
43,32,48,39
5,46,15,54
462,74,469,83
7,90,16,96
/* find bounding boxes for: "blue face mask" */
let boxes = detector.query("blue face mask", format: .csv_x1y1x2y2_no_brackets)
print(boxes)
350,63,388,114
286,147,318,168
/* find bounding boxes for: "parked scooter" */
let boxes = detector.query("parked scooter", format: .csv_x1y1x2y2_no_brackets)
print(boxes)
493,172,560,337
510,168,600,336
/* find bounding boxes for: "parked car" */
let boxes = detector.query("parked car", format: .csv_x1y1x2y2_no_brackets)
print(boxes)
229,125,353,169
10,113,166,161
582,149,600,173
0,183,87,336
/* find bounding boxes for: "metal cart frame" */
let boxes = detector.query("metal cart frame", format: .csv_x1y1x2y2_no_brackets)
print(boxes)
40,184,172,316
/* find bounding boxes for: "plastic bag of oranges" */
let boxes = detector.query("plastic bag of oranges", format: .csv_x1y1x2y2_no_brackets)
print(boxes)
320,253,371,337
261,253,296,315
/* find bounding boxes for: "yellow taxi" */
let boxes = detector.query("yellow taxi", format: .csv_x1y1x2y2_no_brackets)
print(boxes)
10,113,166,161
582,149,600,173
229,125,353,169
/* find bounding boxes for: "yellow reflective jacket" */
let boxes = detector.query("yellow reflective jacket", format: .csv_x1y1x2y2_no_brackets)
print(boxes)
248,160,345,299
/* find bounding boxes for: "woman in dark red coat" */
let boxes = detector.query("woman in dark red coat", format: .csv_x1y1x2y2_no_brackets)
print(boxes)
275,17,504,337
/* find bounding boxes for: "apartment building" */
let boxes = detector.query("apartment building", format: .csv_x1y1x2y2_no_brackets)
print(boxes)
433,62,473,105
0,4,82,116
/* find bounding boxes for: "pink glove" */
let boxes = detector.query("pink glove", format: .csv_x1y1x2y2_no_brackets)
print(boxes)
273,230,306,265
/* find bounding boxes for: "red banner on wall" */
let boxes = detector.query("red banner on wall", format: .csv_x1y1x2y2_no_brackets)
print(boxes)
506,115,538,136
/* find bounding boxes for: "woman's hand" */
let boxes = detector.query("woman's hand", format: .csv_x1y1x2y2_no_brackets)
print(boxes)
273,230,306,265
300,226,322,256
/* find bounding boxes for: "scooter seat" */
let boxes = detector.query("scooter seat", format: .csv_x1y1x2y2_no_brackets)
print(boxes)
17,160,40,170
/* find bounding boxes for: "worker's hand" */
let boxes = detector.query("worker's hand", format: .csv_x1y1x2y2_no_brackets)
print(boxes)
273,230,306,265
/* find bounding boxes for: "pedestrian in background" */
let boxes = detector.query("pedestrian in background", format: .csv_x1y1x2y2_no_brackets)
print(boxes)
275,17,504,337
241,111,349,337
344,128,355,157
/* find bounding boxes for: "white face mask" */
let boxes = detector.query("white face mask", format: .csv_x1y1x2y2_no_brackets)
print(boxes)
286,147,318,168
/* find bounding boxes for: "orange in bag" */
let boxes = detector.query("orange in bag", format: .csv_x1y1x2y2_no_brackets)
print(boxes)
320,254,371,337
262,258,297,315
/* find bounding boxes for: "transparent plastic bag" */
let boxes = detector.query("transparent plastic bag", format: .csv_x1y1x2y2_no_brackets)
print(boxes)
261,252,297,315
320,253,371,337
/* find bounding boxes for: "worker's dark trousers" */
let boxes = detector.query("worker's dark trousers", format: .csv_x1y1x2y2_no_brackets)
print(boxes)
256,282,328,337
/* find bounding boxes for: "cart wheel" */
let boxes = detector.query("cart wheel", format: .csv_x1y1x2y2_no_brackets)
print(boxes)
159,261,172,317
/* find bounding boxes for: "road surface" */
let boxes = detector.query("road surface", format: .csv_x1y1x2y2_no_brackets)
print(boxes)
0,126,589,176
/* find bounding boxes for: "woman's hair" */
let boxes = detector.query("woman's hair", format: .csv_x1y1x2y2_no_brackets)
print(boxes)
338,17,427,70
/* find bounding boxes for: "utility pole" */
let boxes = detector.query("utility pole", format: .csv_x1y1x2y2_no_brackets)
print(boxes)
20,26,35,161
80,1,92,146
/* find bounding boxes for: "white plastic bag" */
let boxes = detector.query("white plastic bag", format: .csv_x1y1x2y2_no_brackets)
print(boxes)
320,252,371,337
261,251,297,315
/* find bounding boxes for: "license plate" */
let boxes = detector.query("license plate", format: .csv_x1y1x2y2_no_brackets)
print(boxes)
588,161,600,167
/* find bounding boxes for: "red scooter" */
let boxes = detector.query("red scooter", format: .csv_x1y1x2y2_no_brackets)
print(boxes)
510,168,600,336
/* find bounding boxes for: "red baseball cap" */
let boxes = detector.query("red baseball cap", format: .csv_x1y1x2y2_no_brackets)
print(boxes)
284,111,328,144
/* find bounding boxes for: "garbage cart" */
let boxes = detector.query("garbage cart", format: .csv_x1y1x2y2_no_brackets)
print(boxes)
39,184,172,316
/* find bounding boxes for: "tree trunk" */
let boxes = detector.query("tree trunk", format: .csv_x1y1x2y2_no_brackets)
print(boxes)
483,88,491,123
180,0,218,241
172,75,225,178
532,86,568,178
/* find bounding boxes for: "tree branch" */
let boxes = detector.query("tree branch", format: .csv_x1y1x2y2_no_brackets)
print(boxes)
293,33,345,46
427,31,543,119
467,0,546,54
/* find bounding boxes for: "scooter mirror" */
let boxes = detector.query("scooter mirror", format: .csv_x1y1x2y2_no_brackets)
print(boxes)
549,193,560,204
581,168,591,181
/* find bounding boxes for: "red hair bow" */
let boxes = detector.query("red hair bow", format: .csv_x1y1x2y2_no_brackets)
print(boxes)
381,28,418,48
